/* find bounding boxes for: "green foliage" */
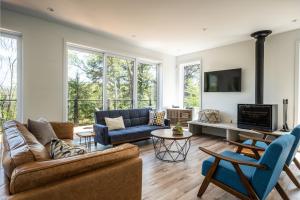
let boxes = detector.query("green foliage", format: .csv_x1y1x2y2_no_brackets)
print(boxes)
137,63,157,109
68,50,103,126
0,36,18,129
183,64,201,108
68,49,158,126
106,56,133,110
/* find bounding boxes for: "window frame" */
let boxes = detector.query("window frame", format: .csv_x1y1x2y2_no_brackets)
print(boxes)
0,29,23,122
63,41,161,122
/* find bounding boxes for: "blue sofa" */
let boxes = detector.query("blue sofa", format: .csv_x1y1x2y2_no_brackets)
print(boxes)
94,108,170,145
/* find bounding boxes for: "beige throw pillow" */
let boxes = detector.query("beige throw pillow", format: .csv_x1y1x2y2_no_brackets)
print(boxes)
105,116,125,131
28,119,58,145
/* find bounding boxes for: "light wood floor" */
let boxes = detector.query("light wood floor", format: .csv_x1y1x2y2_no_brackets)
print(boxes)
133,135,300,200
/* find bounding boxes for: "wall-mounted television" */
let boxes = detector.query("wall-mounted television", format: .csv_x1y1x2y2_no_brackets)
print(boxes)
204,68,241,92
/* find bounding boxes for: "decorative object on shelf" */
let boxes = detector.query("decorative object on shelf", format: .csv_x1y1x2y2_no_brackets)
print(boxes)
198,109,221,123
281,99,290,132
172,123,184,135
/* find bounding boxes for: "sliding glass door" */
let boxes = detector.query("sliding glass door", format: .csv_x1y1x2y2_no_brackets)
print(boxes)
66,43,160,127
137,63,158,109
67,47,104,126
106,55,134,110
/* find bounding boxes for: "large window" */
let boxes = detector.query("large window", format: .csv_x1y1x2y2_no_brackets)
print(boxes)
66,44,160,126
137,63,158,109
0,33,21,128
67,47,104,126
106,56,134,110
183,64,201,109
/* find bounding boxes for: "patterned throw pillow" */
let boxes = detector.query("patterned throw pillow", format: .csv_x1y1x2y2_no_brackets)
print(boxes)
149,111,165,126
50,139,86,159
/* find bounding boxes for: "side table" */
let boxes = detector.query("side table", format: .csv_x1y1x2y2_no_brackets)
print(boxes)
76,132,96,152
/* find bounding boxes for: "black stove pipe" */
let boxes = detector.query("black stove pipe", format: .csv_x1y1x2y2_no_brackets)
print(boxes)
250,30,272,104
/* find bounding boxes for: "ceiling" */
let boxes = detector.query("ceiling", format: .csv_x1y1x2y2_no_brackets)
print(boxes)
2,0,300,56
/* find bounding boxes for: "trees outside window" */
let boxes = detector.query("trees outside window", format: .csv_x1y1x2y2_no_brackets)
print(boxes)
106,56,134,110
137,63,157,109
0,34,19,129
67,45,159,127
67,48,103,126
183,64,201,109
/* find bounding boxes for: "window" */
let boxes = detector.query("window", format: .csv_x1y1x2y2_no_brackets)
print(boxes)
183,64,201,110
0,32,21,128
106,56,134,110
67,47,104,126
137,63,158,109
66,43,160,127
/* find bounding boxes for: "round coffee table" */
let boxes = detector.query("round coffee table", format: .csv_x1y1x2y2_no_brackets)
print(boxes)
151,129,192,162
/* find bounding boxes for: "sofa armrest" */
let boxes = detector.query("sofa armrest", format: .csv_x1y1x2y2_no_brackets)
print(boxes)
9,143,139,194
50,122,74,139
94,123,110,145
164,118,171,127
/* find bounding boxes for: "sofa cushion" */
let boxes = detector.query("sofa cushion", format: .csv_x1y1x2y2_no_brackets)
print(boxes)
95,108,151,128
28,119,58,145
148,111,165,126
108,125,165,144
2,121,35,178
50,122,74,139
129,109,150,126
105,116,125,131
202,150,257,196
50,139,86,159
16,122,51,161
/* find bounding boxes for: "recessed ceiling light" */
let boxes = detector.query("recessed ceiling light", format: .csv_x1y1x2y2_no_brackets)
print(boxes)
47,7,54,12
292,19,298,23
131,34,136,38
202,28,207,31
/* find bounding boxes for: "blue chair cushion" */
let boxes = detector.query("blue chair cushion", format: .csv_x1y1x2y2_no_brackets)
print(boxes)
243,140,268,149
202,151,257,195
108,125,166,143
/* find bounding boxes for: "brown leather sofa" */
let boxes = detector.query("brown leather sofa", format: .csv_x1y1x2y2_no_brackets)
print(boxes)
0,120,142,200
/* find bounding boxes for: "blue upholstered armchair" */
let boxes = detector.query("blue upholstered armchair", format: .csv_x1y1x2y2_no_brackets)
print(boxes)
198,134,295,200
239,125,300,188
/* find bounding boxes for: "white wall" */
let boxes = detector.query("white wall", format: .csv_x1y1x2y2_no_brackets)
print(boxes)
1,9,177,122
177,29,300,128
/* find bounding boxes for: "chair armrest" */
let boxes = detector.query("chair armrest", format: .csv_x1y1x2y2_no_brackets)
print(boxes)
199,146,266,169
239,134,272,144
94,123,110,145
10,143,139,194
226,140,266,151
164,118,171,127
50,122,74,139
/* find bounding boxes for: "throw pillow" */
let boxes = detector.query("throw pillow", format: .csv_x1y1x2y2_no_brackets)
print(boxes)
27,118,58,145
50,138,86,159
105,116,125,131
149,111,165,126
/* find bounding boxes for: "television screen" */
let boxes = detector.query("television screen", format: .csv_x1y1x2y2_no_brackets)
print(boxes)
204,68,241,92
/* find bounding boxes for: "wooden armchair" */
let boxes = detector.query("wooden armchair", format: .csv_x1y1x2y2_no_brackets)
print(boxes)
238,125,300,188
198,134,295,200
